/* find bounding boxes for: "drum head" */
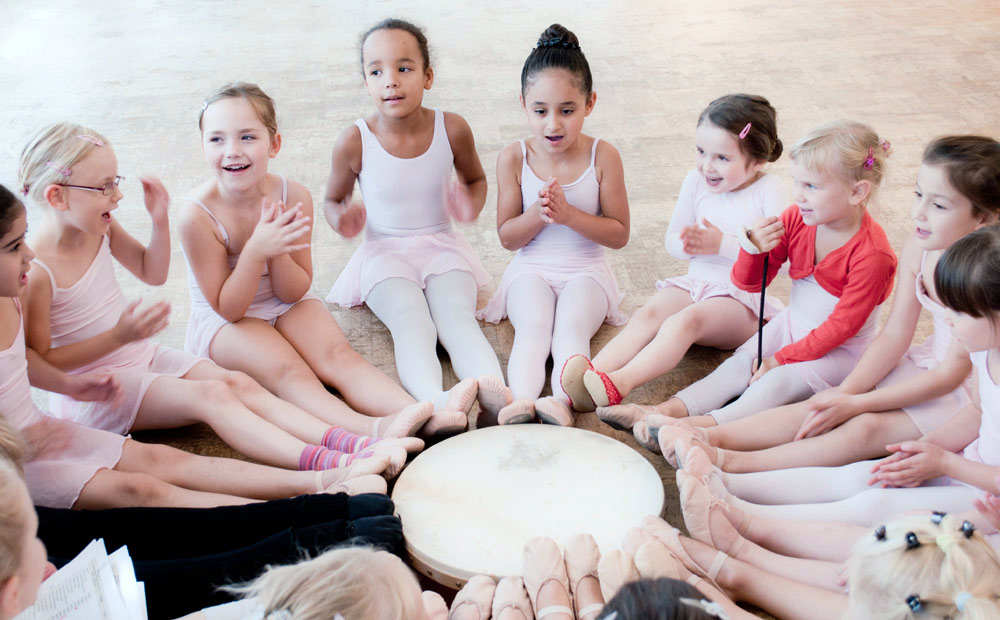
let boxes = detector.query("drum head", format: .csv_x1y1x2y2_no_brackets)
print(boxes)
392,424,665,588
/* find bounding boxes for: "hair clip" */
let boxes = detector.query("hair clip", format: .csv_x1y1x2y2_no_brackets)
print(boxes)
863,145,875,170
931,511,947,525
962,520,975,538
201,100,210,111
44,161,72,177
739,122,752,140
875,525,887,541
905,532,920,549
538,38,580,50
678,597,730,619
879,138,891,151
20,184,30,197
907,595,923,611
76,135,104,146
266,611,292,620
955,591,972,612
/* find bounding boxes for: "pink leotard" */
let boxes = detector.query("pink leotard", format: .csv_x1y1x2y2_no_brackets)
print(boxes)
477,138,625,325
0,300,124,508
33,236,202,434
183,174,319,357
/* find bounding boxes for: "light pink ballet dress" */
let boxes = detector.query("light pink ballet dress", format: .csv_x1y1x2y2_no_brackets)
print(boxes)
963,349,1000,467
184,174,319,357
33,237,202,435
1,300,124,508
875,251,971,434
477,139,626,326
657,169,786,319
326,109,490,307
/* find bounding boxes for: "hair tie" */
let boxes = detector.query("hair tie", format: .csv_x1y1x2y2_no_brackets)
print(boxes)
678,597,730,619
76,135,104,146
931,511,947,525
875,525,887,541
879,138,891,152
937,533,958,553
962,520,975,538
538,38,580,50
955,591,973,612
863,145,876,170
905,532,921,550
906,595,923,611
739,122,752,140
44,161,72,178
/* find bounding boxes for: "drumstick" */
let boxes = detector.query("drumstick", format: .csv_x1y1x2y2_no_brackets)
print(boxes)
756,255,769,370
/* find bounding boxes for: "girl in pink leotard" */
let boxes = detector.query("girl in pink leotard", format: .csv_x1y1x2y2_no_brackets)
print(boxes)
19,122,418,478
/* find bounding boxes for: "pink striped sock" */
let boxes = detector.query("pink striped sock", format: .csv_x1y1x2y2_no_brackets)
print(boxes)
322,427,379,453
299,445,376,471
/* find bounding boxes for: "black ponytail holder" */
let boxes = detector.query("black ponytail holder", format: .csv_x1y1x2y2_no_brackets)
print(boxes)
538,38,580,50
931,511,946,525
906,595,923,611
905,532,920,549
962,520,975,538
875,525,887,541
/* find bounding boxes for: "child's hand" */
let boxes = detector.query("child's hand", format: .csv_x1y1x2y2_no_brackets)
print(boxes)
114,299,170,344
680,218,723,255
748,216,784,253
972,481,1000,532
444,178,478,223
66,372,124,406
795,390,860,440
868,441,948,488
539,177,574,225
140,176,170,226
749,355,778,384
330,198,367,239
246,200,312,257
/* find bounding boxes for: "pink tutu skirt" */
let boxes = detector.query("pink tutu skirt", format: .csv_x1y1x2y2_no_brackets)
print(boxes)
327,231,490,307
477,249,626,326
656,275,783,321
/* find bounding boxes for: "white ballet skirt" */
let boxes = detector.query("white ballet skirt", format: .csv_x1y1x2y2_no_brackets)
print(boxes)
656,170,787,320
477,138,626,326
745,275,881,392
1,300,124,509
874,252,971,435
34,237,202,434
183,175,320,357
326,109,490,307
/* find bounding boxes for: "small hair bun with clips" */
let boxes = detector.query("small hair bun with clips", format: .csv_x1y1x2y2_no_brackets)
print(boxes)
536,24,581,50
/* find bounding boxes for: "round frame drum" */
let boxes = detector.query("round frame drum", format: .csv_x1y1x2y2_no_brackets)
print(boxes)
392,425,665,588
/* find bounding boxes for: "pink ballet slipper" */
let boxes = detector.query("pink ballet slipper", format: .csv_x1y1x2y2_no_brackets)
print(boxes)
475,375,513,428
596,402,658,431
375,401,434,438
596,548,638,602
621,526,657,556
631,419,660,452
498,399,536,425
640,514,725,592
563,533,604,619
559,355,595,412
522,536,573,618
319,473,387,496
582,368,623,408
677,470,747,560
420,408,469,437
656,423,702,469
450,574,496,620
634,539,682,580
370,436,425,454
534,396,573,426
675,439,724,476
491,577,532,619
446,377,480,414
315,454,392,492
425,591,449,620
646,413,707,444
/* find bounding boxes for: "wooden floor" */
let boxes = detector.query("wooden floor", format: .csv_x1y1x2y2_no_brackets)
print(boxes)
2,0,999,615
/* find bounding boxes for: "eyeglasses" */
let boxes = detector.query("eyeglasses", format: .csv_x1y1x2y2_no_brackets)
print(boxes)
59,176,124,196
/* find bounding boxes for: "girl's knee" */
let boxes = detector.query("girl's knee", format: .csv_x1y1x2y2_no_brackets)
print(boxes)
111,472,174,505
220,369,263,396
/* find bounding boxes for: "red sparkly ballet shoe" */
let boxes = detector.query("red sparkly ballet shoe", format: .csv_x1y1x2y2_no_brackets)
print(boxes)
582,368,623,408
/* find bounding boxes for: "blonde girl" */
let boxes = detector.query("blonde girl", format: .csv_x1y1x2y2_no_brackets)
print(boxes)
179,82,455,440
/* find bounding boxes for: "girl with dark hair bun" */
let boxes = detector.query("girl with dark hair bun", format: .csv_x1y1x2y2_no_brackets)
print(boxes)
477,24,630,426
325,19,513,429
560,94,787,428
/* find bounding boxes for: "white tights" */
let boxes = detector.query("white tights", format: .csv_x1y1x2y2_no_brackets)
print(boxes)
676,347,816,424
505,275,608,401
366,271,504,408
724,460,978,527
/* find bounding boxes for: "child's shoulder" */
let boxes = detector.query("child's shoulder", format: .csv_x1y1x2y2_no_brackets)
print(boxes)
498,140,526,169
593,137,622,165
442,110,475,145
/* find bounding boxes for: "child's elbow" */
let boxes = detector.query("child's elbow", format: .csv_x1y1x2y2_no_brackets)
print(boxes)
607,228,630,250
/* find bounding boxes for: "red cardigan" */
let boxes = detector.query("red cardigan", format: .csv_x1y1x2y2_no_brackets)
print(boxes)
731,205,897,365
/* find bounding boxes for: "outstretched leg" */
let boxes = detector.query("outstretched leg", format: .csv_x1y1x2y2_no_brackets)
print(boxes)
550,277,608,401
505,275,556,400
425,270,505,380
591,287,694,372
